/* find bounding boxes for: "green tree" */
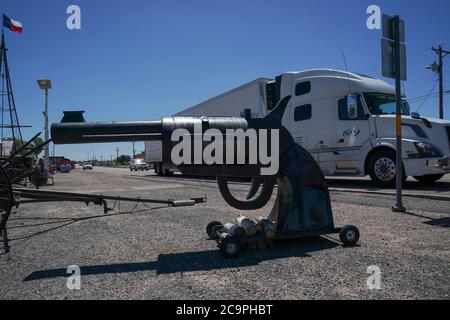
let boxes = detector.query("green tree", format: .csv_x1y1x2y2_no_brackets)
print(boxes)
3,136,45,154
115,154,131,165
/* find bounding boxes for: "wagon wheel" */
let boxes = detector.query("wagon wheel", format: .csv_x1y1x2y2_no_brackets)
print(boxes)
0,165,13,231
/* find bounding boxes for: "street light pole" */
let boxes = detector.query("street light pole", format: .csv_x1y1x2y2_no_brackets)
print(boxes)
44,88,49,177
37,79,52,179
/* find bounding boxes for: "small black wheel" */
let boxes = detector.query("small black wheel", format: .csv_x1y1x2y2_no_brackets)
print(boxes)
206,221,222,239
220,237,242,259
339,225,360,246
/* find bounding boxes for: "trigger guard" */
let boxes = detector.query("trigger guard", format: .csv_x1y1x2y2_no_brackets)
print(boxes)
217,176,275,210
246,178,262,200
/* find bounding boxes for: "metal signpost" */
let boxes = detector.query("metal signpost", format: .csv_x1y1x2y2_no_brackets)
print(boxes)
381,15,407,212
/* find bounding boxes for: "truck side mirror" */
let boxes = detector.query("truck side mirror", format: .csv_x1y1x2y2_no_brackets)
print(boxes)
347,95,358,119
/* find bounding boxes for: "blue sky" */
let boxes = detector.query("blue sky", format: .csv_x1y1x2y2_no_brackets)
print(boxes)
1,0,449,161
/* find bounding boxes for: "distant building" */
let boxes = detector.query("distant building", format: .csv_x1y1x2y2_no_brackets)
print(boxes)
0,140,15,156
50,156,76,171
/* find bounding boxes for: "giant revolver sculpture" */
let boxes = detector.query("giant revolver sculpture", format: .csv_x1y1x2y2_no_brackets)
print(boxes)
51,96,360,258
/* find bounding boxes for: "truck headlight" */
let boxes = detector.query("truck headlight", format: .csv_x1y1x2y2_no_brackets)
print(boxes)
412,142,442,158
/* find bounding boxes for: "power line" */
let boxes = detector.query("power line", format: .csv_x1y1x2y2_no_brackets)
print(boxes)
409,91,450,104
409,89,439,103
416,78,439,112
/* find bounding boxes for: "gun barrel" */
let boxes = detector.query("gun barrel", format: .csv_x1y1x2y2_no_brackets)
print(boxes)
51,121,162,144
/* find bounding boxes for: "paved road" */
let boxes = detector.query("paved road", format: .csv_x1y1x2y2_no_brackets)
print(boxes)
0,167,448,299
93,166,450,196
95,166,450,214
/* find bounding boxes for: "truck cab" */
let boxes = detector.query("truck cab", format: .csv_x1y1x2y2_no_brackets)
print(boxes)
274,69,450,186
145,69,449,185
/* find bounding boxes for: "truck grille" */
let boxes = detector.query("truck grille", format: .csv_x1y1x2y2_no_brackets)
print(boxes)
447,126,450,151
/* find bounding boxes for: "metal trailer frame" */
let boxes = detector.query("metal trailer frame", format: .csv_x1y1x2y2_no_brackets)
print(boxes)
0,134,206,254
208,225,357,259
1,183,206,254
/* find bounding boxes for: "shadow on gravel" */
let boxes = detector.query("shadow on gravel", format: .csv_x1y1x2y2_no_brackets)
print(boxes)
23,236,338,281
423,217,450,228
6,206,169,243
403,211,450,228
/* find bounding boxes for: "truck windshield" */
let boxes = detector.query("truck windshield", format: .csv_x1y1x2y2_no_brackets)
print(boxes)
363,93,410,115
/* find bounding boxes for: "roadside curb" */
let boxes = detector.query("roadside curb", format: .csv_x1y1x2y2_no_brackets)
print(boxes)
329,188,450,201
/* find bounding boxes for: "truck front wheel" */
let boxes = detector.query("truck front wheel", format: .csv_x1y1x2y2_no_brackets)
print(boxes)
164,169,173,177
413,174,444,184
155,163,163,176
368,149,406,187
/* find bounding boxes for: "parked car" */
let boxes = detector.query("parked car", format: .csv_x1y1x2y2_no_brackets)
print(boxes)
83,163,93,170
60,164,72,173
130,159,149,171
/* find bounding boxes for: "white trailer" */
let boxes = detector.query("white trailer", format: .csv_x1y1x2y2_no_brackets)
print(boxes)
145,78,272,175
146,69,450,186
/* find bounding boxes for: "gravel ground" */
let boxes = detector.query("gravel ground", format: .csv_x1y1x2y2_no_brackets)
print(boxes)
0,168,449,300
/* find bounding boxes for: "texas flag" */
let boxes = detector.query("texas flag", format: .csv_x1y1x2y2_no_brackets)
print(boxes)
3,14,23,33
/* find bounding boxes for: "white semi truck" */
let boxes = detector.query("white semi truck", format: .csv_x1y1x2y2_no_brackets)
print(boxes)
146,69,450,186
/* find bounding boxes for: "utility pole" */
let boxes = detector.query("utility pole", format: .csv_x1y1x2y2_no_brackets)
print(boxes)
115,147,120,166
430,46,450,119
132,141,136,159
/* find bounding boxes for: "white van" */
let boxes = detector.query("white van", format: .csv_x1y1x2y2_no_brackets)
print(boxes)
146,69,450,186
